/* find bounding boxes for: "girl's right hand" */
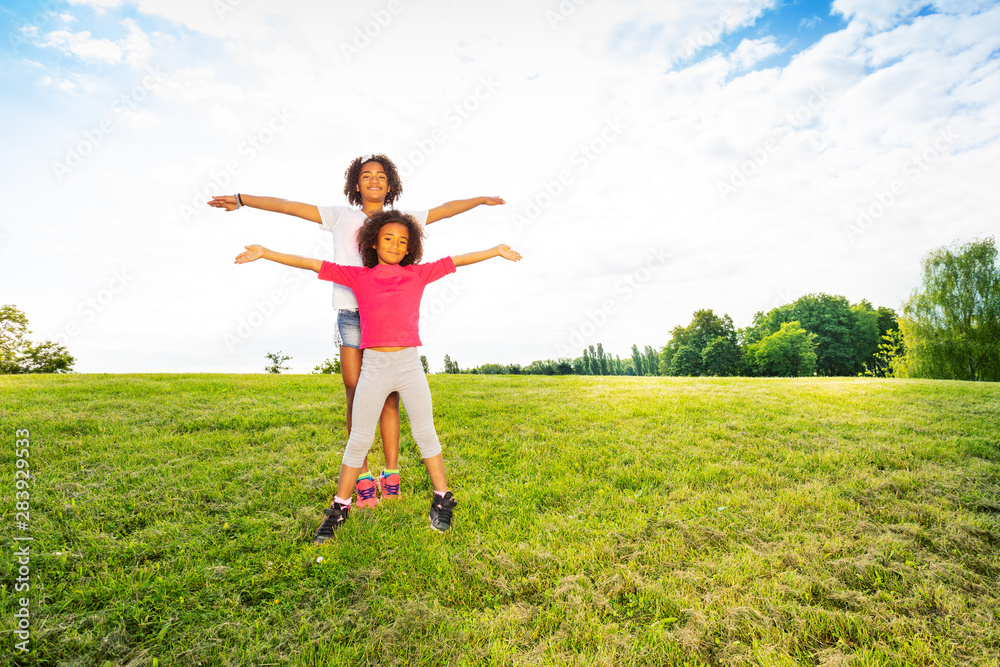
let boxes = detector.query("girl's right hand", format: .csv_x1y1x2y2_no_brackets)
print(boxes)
235,245,266,264
208,195,238,211
496,244,522,262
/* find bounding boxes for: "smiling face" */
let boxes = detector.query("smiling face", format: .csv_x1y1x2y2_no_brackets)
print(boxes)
355,160,389,205
372,222,409,265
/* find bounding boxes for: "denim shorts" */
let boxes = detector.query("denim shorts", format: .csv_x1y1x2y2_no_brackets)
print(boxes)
334,309,361,349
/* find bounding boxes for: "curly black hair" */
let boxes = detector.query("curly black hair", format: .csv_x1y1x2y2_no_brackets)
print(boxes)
357,209,425,268
343,154,403,208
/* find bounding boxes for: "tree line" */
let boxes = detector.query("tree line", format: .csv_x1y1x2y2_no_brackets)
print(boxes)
444,237,999,382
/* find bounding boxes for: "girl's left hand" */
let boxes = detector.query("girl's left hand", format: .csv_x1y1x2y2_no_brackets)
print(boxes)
497,244,522,262
483,196,506,206
235,244,265,264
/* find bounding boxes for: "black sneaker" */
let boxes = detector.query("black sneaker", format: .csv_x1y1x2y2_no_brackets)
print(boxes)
429,491,457,532
313,502,350,544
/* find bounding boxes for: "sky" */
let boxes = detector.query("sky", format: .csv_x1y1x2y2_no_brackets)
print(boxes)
1,0,998,374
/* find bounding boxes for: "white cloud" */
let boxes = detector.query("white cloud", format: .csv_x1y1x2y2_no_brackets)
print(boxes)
730,37,783,70
39,29,124,63
120,18,153,66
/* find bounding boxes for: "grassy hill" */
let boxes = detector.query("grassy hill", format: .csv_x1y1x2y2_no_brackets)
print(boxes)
1,374,999,666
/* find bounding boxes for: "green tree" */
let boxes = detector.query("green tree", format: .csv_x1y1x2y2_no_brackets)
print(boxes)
476,363,504,374
421,355,429,374
1,305,29,373
524,359,555,375
443,354,460,374
265,351,291,374
21,341,75,373
751,321,817,377
596,343,608,375
864,329,904,378
669,345,703,376
630,344,645,376
1,305,75,374
313,354,341,374
643,345,659,376
702,336,739,376
746,294,889,376
898,236,1000,381
661,309,736,376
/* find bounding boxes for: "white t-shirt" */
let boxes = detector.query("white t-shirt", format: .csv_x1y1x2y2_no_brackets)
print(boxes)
318,206,429,310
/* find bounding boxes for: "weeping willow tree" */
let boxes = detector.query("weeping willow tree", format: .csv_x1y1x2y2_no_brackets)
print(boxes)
898,236,1000,381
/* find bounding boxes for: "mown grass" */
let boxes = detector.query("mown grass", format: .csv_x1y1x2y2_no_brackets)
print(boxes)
1,374,999,666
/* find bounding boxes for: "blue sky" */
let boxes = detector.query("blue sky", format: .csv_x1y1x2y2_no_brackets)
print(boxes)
1,0,998,373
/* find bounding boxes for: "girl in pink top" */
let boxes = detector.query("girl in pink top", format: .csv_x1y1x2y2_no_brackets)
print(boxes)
235,209,521,540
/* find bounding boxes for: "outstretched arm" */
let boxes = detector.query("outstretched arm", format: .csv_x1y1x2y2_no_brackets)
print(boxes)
209,194,322,224
452,244,522,268
234,245,323,273
426,196,505,225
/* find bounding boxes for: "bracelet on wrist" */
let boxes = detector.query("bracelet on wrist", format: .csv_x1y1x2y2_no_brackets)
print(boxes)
235,193,243,209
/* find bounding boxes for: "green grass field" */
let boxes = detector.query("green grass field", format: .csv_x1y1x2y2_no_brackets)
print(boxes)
1,374,999,666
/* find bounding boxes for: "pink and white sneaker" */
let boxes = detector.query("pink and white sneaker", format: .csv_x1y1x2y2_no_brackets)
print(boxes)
377,471,401,499
355,475,379,509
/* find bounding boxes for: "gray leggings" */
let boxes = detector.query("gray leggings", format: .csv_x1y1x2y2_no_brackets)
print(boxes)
342,347,443,467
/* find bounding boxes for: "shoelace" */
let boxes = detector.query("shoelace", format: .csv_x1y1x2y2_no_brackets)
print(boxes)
317,506,347,535
433,499,454,525
357,484,376,501
382,479,400,495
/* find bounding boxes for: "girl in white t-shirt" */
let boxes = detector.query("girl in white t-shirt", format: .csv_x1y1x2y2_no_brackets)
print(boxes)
209,154,504,507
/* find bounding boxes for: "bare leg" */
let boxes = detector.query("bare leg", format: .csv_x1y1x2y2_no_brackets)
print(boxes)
422,453,448,494
336,463,365,501
380,392,401,469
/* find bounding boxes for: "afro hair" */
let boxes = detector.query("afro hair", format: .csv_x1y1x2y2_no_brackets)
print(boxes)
343,154,403,208
356,209,425,268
